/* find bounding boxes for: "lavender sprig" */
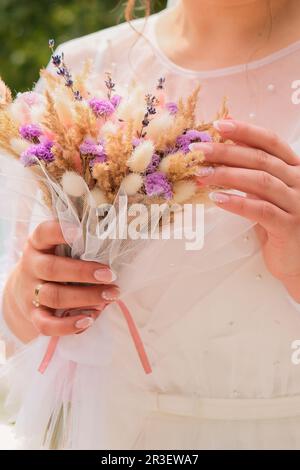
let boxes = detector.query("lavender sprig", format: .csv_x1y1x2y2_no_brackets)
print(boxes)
138,94,158,138
157,77,166,90
48,39,82,101
105,72,115,100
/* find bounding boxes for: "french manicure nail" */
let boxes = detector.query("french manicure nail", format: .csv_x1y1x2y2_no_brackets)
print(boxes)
189,142,213,155
209,192,230,203
102,286,120,301
213,120,237,132
75,317,94,329
196,166,215,177
94,268,116,283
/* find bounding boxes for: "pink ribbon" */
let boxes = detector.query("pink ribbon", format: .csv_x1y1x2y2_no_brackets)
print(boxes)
38,300,152,375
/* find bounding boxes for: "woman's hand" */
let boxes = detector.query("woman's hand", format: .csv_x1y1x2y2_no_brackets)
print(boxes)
3,220,119,342
193,119,300,301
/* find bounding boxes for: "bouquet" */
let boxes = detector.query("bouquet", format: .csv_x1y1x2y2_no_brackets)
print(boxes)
0,40,230,376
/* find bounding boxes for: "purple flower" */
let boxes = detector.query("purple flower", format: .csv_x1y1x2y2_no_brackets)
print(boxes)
89,155,107,168
88,98,115,118
144,172,173,199
20,153,37,167
20,139,55,166
177,130,212,153
157,77,166,90
52,55,62,67
110,94,122,108
132,137,143,148
165,102,178,115
146,153,160,174
80,139,106,159
19,124,42,143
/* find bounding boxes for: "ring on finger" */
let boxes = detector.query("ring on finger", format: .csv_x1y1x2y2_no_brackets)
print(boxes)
32,282,45,308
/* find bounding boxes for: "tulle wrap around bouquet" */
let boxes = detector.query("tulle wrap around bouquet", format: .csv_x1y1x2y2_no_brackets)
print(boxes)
0,40,239,447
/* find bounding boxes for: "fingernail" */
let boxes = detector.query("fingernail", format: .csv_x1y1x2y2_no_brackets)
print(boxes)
196,166,215,177
94,268,116,283
75,317,94,329
213,120,237,132
189,142,213,155
102,286,120,301
209,192,230,203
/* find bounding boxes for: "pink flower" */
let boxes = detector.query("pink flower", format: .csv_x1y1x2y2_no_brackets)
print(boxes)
88,98,115,118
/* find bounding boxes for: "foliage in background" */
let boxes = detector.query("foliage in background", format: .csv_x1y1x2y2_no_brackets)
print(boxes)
0,0,167,94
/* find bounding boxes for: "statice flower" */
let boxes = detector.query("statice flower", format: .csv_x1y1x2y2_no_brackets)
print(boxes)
165,102,178,115
20,153,37,167
88,98,115,118
20,139,55,166
110,94,122,108
144,171,173,199
80,139,106,159
90,155,107,168
19,124,42,143
146,153,160,174
132,137,143,148
79,138,107,168
177,130,212,153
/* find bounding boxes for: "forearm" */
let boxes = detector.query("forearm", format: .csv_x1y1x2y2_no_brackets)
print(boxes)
2,266,39,343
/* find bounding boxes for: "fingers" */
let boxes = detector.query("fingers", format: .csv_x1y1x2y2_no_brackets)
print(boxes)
213,120,300,165
191,142,297,187
31,307,99,336
29,220,69,252
37,282,120,310
27,221,114,284
196,166,294,212
26,247,114,284
208,191,291,235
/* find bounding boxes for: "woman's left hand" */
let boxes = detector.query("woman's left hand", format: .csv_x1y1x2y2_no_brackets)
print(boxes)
193,119,300,301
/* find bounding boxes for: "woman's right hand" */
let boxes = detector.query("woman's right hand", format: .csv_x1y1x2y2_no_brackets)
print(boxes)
3,220,120,342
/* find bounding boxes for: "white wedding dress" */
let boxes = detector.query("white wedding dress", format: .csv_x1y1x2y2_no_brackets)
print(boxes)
1,5,300,450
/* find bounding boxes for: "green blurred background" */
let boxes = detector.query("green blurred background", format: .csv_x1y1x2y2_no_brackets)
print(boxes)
0,0,167,94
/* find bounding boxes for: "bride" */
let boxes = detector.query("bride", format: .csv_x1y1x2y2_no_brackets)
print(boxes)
1,0,300,450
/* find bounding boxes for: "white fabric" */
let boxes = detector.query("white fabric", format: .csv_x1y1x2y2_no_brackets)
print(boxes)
167,0,178,7
1,10,300,449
